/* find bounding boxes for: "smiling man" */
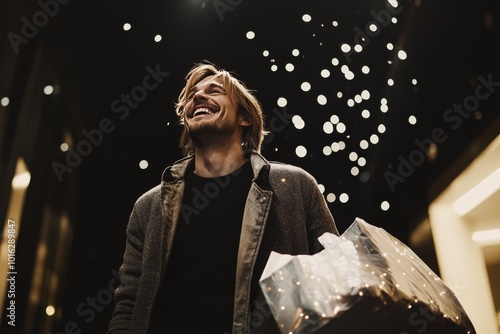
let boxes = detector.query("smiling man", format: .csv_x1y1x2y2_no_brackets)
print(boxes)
107,61,338,334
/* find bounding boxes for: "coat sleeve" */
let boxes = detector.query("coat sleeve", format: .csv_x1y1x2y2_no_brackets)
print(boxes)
107,200,146,333
304,172,339,253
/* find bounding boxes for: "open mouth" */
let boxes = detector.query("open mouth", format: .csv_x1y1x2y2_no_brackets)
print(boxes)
192,107,218,118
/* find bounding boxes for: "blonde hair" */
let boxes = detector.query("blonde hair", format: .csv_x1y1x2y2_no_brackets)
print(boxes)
175,61,267,156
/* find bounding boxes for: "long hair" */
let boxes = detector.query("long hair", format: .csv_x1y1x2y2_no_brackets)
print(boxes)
175,61,267,156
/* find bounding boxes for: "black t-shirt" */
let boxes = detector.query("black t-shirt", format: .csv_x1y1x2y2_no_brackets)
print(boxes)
148,161,253,334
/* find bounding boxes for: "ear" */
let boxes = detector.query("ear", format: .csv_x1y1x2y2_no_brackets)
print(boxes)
239,114,252,127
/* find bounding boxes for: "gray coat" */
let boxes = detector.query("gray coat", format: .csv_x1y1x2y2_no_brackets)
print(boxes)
108,151,338,334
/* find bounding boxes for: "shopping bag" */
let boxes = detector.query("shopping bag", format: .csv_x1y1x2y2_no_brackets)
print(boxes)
259,218,476,334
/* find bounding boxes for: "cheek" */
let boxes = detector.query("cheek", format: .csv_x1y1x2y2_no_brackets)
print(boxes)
182,102,193,118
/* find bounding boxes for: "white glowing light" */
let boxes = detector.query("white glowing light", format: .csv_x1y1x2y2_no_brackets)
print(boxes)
361,109,370,118
123,23,131,31
331,142,340,152
381,104,389,113
387,43,394,50
331,58,339,66
44,85,54,95
349,152,358,161
338,141,346,150
317,95,327,105
292,49,300,56
354,44,363,52
336,122,346,133
398,50,407,60
381,201,390,211
387,79,394,86
336,92,343,98
360,140,369,150
358,157,367,166
391,17,398,24
472,229,500,246
381,98,388,104
139,160,149,169
330,115,339,124
154,34,162,42
362,66,370,74
285,63,295,72
46,305,55,316
409,115,417,125
345,71,354,80
60,143,69,152
323,146,332,156
388,0,399,8
412,79,418,85
332,21,339,27
339,193,349,203
302,14,312,22
453,167,500,217
246,31,255,39
378,124,386,133
277,97,287,107
301,82,311,92
361,90,370,100
323,122,334,134
318,184,325,193
341,44,351,53
351,167,360,176
263,50,269,57
326,193,336,203
1,97,9,106
271,65,278,72
369,24,378,32
340,65,348,74
292,115,305,129
347,99,355,107
321,69,330,78
11,171,31,189
296,145,307,158
370,134,379,144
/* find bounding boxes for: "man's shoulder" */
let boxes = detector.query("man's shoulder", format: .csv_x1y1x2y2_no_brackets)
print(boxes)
134,184,162,207
267,160,317,182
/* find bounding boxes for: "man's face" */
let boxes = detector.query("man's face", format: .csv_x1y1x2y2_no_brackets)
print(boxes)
183,75,248,144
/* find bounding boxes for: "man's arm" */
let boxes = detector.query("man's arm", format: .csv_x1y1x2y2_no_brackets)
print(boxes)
305,173,339,253
107,203,145,333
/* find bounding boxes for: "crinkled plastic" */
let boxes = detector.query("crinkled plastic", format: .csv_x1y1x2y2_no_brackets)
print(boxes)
259,218,476,334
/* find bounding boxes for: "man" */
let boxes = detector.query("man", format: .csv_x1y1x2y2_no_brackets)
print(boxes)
107,61,338,334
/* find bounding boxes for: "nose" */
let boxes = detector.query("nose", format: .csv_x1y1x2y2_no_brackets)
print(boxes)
192,89,208,101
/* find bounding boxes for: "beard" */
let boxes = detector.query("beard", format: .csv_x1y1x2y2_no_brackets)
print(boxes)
186,116,239,149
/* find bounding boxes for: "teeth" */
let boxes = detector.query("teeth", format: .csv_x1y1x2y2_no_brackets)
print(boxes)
193,108,214,117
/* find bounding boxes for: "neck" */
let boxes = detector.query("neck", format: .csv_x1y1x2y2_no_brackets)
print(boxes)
193,141,247,178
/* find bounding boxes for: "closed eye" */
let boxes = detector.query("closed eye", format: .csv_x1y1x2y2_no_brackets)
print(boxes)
186,82,226,101
209,87,225,95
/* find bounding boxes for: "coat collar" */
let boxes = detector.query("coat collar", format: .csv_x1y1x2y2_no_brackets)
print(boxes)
161,150,271,187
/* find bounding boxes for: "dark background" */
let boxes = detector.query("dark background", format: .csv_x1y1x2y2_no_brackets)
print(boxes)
1,0,499,332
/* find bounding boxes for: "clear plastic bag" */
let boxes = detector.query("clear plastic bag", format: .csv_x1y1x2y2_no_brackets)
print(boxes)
259,218,476,334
